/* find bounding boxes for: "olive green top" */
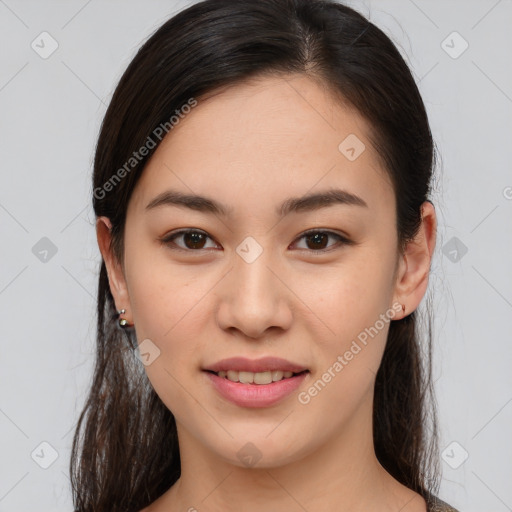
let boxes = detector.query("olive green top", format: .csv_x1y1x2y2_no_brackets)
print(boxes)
427,493,460,512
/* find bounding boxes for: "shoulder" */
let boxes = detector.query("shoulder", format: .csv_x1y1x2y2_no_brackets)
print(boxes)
426,493,460,512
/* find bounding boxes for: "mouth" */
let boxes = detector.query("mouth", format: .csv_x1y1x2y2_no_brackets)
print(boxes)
204,369,310,385
203,367,310,408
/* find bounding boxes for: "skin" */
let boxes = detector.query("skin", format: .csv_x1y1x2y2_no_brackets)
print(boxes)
97,73,436,512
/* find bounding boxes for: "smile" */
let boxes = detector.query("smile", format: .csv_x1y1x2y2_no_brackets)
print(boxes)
203,370,309,408
210,369,308,385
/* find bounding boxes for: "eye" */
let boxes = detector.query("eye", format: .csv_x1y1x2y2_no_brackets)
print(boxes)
161,228,353,254
291,229,354,253
161,229,220,251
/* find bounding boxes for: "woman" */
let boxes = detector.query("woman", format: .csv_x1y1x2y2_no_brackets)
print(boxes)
70,0,459,510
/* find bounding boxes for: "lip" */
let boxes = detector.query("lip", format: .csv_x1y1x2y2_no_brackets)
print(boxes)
204,370,309,408
204,356,308,373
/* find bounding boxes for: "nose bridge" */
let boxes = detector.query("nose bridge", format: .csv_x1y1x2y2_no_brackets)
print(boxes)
216,237,291,338
235,245,275,302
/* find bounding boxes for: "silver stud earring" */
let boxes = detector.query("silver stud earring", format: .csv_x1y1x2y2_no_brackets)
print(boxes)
117,309,128,327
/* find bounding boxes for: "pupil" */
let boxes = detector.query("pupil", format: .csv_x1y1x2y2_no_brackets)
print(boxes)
185,232,205,249
307,233,327,250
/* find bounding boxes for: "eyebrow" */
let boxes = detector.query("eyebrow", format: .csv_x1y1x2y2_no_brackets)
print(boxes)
145,187,368,218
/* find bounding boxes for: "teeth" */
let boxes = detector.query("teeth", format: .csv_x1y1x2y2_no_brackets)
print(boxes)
217,369,296,384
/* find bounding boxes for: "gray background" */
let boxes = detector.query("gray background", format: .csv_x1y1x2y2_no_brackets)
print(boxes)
0,0,511,510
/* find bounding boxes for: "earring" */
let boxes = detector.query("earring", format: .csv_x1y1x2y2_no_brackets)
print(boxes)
401,303,406,315
117,309,129,327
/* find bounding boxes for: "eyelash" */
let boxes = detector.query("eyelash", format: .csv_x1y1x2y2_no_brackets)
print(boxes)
160,228,354,254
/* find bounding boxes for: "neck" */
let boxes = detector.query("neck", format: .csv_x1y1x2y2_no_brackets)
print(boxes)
151,393,424,511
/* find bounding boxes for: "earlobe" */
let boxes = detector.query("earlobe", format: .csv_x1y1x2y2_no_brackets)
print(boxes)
96,216,132,322
392,201,437,319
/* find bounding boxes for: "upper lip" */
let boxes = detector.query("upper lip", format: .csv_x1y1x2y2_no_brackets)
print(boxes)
204,357,308,374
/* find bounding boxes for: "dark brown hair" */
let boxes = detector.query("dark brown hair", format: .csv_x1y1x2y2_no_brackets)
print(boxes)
70,0,440,510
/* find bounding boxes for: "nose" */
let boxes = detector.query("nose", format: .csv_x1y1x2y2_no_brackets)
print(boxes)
216,246,293,340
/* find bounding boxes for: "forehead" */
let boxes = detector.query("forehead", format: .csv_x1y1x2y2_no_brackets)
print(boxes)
129,74,394,218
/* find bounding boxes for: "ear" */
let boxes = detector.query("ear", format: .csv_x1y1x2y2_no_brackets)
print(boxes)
96,216,132,323
392,201,437,319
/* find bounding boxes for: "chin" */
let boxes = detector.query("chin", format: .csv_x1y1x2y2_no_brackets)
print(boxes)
204,431,314,470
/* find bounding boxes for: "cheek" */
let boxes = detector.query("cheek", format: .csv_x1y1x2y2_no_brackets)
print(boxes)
293,248,397,400
295,275,393,425
126,261,213,415
128,264,211,353
124,231,208,334
296,249,396,339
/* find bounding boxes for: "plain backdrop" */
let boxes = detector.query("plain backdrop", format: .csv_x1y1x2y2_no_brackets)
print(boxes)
0,1,511,510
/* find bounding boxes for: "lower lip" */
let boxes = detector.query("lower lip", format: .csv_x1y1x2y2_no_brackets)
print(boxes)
204,371,308,408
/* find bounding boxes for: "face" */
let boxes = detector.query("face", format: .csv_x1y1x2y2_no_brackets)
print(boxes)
100,73,431,469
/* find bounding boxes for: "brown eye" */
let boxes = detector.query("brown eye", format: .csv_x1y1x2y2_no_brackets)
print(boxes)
181,232,207,249
304,232,329,250
161,228,353,254
293,230,353,253
162,230,218,251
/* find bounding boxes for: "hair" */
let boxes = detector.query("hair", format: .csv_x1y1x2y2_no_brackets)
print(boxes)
70,0,441,510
